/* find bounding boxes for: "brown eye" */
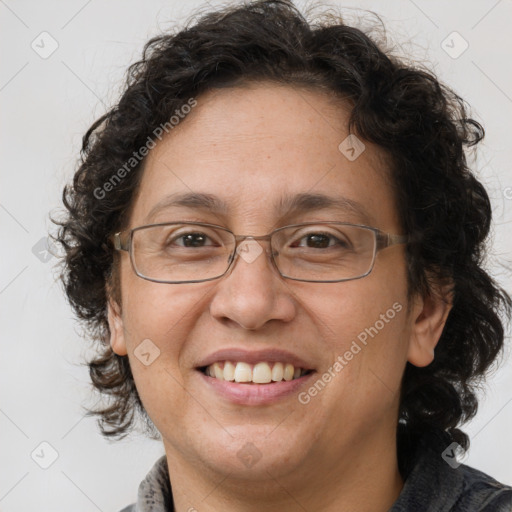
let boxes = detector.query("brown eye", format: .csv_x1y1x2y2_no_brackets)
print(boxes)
290,231,351,250
302,233,332,248
174,232,212,248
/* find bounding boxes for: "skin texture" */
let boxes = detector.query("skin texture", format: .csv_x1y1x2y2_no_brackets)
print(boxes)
108,83,452,512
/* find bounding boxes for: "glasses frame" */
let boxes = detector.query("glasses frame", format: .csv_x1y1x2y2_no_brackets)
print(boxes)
110,221,408,284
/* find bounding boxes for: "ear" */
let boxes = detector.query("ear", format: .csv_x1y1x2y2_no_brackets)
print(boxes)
407,283,453,367
107,299,127,356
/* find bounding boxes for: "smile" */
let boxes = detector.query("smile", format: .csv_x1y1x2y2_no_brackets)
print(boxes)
200,361,312,383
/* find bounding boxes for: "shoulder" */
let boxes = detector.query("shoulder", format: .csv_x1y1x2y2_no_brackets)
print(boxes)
453,463,512,512
392,429,512,512
116,455,172,512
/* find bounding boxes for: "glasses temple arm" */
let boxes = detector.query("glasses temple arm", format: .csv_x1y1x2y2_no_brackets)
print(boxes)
388,233,408,246
377,232,409,249
111,232,130,252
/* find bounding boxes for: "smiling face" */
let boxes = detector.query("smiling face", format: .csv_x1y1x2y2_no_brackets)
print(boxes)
107,82,450,507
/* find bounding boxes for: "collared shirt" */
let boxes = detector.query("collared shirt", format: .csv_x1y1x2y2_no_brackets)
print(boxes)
119,431,512,512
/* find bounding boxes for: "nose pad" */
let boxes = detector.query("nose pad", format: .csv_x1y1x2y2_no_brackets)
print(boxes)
225,239,278,276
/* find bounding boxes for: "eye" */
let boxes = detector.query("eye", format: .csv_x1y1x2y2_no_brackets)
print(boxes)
290,231,351,250
170,231,218,248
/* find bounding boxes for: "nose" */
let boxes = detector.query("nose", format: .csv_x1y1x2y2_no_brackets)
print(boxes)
208,238,296,330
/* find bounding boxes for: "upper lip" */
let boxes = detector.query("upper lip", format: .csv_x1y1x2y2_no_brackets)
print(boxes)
195,348,315,370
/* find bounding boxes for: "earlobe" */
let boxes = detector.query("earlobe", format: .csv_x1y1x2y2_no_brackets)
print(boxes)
407,285,453,368
107,299,128,356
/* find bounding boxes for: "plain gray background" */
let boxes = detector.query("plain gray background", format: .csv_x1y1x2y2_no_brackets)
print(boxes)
1,0,511,510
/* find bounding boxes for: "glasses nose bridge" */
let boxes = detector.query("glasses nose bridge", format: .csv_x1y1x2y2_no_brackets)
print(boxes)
233,231,274,256
232,232,276,255
233,232,273,243
227,232,278,274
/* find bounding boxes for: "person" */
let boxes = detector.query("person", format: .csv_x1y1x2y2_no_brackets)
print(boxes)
52,1,512,510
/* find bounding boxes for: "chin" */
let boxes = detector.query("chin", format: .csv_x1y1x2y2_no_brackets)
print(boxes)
196,427,309,480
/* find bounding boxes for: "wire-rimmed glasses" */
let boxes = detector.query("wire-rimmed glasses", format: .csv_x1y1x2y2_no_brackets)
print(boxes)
111,221,408,284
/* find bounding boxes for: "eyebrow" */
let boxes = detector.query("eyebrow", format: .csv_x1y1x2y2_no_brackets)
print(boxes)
144,192,375,225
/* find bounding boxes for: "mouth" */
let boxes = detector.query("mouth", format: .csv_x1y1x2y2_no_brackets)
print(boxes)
193,348,317,404
197,361,314,384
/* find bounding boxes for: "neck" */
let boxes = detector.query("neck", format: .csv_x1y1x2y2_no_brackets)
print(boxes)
164,429,404,512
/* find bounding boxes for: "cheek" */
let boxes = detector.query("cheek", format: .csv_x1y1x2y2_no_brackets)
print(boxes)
305,271,410,404
120,264,208,344
308,266,407,341
119,273,215,393
119,279,209,428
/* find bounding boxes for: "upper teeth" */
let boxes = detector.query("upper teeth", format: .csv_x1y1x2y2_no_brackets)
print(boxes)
204,361,307,383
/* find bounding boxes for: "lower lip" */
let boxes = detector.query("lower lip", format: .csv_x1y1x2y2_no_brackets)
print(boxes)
197,370,316,405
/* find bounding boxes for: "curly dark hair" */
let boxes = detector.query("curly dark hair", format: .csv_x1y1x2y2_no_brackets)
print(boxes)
52,0,511,476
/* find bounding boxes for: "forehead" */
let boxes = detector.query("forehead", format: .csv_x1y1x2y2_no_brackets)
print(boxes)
128,83,399,231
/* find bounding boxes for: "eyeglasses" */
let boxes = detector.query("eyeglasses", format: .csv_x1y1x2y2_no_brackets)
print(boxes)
111,221,408,284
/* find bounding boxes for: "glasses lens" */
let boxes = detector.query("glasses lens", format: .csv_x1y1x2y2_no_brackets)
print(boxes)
132,223,235,282
130,222,377,283
274,223,376,282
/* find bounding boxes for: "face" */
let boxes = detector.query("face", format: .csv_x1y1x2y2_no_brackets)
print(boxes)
108,82,449,489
